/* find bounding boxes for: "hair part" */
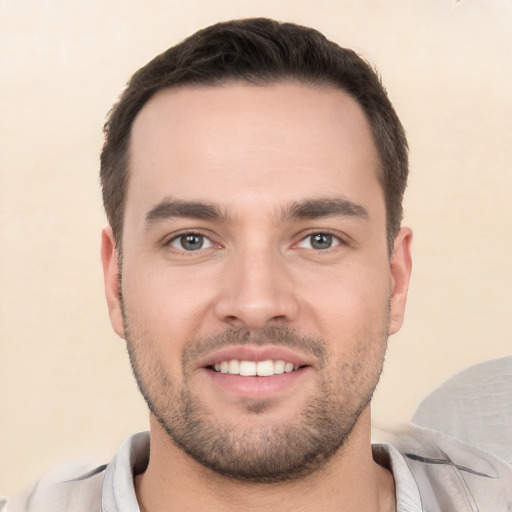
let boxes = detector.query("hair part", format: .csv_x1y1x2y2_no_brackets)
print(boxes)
100,18,408,252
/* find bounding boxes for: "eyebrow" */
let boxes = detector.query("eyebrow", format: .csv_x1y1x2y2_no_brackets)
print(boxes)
145,198,228,226
144,196,368,227
281,197,369,222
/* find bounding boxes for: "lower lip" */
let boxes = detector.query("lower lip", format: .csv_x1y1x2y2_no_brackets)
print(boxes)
202,367,311,399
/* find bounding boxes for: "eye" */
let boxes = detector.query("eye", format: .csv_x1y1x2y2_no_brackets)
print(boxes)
169,233,213,251
297,232,341,250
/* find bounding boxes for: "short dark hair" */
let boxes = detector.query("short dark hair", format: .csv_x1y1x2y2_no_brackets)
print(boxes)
100,18,408,251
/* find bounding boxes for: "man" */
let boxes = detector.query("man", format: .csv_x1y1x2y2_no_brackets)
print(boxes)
7,17,511,512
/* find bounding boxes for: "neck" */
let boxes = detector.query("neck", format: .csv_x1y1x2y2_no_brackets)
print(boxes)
135,409,396,512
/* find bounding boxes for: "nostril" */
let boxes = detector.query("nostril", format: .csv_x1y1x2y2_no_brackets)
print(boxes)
269,315,288,322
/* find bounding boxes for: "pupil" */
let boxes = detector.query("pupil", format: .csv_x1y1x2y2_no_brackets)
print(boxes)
182,234,203,250
311,233,332,249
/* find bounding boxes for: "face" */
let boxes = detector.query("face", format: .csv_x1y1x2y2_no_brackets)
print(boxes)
102,82,412,482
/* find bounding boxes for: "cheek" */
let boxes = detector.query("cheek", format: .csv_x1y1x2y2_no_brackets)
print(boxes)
123,259,215,326
300,261,391,342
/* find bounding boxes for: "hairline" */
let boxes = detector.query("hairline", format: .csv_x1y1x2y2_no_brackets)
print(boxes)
116,77,390,251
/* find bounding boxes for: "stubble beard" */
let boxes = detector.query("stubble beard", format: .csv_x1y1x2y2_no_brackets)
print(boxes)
123,312,388,483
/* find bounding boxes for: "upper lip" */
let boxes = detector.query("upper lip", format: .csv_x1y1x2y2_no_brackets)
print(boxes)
198,345,312,368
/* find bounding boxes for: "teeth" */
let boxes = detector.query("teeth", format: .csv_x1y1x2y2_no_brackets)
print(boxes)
239,361,257,376
273,360,285,374
228,360,240,374
212,359,302,377
256,360,274,376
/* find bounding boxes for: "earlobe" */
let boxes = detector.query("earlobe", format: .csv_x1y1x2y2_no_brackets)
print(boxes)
101,227,124,339
388,227,413,335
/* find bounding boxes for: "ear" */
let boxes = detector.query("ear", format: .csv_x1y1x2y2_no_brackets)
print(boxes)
101,226,124,339
388,227,413,335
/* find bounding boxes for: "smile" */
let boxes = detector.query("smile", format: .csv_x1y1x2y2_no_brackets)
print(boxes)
211,359,302,376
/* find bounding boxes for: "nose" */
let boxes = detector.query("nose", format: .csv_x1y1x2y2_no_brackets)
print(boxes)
213,247,300,330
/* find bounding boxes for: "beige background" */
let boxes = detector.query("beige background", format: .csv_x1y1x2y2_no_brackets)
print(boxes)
1,0,511,495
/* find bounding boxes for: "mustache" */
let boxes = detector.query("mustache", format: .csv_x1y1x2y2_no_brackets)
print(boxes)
183,325,327,367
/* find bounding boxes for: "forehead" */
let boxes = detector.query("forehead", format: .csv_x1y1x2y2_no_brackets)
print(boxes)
127,82,382,220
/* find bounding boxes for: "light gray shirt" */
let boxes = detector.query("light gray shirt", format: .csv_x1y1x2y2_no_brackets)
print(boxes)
412,355,512,464
6,425,512,511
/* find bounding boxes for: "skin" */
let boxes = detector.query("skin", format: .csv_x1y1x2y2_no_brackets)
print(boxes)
102,82,412,511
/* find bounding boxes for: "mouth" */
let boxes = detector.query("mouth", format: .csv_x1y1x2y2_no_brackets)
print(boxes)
198,346,313,399
209,359,306,376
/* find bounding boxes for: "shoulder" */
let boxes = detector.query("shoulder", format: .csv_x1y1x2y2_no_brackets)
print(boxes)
391,423,512,512
412,355,512,463
5,432,149,512
6,461,106,512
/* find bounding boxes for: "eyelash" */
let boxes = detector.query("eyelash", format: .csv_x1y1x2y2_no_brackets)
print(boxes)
163,229,346,253
294,230,345,251
163,230,220,252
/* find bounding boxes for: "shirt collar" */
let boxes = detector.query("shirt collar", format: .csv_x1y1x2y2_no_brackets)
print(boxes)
373,443,423,511
101,432,421,511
